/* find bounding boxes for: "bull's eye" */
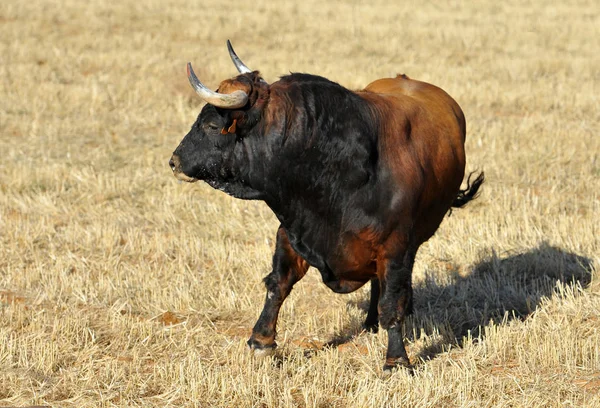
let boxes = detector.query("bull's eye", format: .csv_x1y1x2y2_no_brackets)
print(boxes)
205,122,220,131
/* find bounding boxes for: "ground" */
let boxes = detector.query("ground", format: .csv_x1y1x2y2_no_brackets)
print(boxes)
0,0,599,407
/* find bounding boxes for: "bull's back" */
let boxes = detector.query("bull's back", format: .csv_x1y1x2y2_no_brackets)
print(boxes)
360,75,467,243
363,75,466,142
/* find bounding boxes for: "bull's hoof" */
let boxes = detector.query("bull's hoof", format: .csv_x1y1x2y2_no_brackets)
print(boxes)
382,357,413,377
363,322,379,333
247,338,277,358
252,347,276,358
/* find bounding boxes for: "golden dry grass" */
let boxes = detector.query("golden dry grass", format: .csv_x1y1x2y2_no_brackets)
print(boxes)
1,0,599,406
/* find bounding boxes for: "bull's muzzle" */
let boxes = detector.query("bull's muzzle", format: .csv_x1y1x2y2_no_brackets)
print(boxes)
169,154,198,183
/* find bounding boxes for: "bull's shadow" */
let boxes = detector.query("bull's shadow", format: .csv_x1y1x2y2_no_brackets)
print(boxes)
333,242,594,363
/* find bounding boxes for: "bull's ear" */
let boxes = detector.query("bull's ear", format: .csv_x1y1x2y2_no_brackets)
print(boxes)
218,78,267,135
221,119,237,134
217,112,245,135
223,109,258,134
230,111,248,127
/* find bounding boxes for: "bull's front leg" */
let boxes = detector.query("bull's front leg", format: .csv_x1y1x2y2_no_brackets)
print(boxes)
247,226,309,355
363,277,380,332
378,246,417,372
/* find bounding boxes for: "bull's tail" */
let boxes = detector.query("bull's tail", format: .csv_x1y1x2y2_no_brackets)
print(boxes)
452,171,485,208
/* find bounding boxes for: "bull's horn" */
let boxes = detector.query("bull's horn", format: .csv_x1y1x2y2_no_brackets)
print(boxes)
187,63,248,109
227,40,252,74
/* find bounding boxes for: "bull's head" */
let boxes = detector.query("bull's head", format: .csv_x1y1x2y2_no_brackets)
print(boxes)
169,41,269,195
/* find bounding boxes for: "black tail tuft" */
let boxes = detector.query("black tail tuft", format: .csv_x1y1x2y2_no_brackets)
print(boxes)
452,171,485,208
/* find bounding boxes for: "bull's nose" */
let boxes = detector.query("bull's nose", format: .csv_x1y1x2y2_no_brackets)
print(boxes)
169,157,176,172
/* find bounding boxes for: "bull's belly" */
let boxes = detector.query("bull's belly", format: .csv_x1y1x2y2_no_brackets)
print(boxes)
317,260,377,294
284,225,378,293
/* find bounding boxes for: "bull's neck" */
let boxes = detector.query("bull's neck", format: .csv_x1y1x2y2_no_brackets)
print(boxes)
226,75,376,216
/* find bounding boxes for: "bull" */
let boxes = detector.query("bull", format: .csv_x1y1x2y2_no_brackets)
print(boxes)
170,41,484,371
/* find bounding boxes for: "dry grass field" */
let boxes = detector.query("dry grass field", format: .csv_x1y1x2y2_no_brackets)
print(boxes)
1,0,599,406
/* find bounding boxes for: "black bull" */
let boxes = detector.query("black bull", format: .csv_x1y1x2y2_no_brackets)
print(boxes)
170,45,484,371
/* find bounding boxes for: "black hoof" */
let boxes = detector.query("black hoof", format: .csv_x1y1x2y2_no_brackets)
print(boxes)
363,322,379,333
247,338,277,351
382,357,413,376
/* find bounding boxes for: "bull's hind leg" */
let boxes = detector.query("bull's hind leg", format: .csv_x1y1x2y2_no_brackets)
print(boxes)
247,226,309,354
378,244,417,372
